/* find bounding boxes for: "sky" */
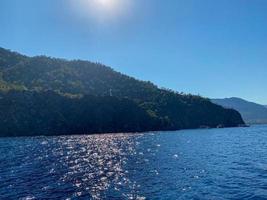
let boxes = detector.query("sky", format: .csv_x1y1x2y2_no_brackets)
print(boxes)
0,0,267,104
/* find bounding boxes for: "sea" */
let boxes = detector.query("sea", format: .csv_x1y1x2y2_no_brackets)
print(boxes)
1,125,267,199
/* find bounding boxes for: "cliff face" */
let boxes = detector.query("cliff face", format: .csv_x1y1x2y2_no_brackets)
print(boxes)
0,48,245,136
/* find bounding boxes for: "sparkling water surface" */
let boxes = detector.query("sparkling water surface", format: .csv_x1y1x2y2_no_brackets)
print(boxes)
1,125,267,199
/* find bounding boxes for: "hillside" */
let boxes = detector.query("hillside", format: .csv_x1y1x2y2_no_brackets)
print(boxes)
0,91,165,137
212,97,267,124
0,47,245,136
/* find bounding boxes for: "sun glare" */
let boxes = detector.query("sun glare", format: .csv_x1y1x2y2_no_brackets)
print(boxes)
70,0,132,23
97,0,114,6
94,0,117,11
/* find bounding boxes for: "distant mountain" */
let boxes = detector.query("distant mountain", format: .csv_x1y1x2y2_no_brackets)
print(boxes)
212,97,267,124
0,47,244,136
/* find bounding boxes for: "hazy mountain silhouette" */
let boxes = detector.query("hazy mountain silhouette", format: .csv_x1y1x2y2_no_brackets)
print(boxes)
212,97,267,124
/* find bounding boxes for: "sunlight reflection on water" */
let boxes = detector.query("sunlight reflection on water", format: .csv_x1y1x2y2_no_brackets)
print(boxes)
1,125,267,199
55,133,145,199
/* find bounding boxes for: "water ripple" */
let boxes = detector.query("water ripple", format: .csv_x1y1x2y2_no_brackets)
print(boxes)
0,125,267,199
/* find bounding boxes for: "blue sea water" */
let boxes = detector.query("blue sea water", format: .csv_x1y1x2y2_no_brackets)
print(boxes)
1,125,267,200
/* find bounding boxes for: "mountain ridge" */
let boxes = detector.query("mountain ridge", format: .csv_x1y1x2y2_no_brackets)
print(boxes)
212,97,267,124
0,47,245,136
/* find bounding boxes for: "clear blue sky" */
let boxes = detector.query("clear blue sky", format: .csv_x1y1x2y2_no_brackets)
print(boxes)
1,0,267,104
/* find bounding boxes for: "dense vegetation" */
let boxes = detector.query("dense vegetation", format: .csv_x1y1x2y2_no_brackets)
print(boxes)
0,91,164,136
212,97,267,124
0,47,244,136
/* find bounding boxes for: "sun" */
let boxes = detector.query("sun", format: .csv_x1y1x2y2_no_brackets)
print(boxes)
70,0,133,23
77,0,119,13
97,0,114,6
95,0,119,11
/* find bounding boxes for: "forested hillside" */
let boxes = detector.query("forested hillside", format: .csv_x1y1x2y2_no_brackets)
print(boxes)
0,47,245,136
0,91,165,136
